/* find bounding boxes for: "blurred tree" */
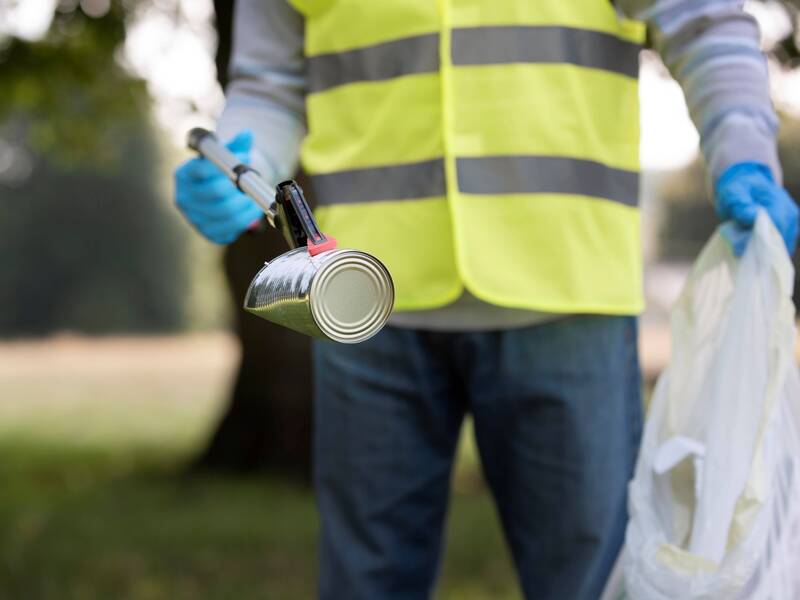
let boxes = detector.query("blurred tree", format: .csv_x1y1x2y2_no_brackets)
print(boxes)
189,0,312,479
0,2,149,165
191,227,312,478
0,2,188,335
771,1,800,63
0,130,187,334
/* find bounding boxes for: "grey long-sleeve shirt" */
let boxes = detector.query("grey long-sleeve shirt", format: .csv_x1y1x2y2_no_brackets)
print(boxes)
218,0,780,331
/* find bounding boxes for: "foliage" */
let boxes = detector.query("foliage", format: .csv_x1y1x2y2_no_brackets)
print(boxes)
770,0,800,65
0,125,189,335
0,1,195,336
0,3,149,167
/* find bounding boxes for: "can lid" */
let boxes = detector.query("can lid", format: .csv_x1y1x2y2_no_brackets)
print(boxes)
310,250,394,344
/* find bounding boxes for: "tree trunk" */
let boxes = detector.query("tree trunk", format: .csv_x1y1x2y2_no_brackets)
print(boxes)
191,229,313,479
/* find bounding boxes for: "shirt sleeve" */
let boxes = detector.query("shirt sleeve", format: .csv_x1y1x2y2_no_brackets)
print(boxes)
615,0,781,184
216,0,307,187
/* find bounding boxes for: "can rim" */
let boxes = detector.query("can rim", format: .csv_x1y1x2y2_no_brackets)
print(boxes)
309,250,394,344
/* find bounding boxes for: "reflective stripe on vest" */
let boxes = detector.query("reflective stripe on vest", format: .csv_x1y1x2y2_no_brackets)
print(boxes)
308,34,440,93
308,26,640,93
311,159,446,204
292,0,646,314
310,156,638,207
450,26,640,76
456,156,639,207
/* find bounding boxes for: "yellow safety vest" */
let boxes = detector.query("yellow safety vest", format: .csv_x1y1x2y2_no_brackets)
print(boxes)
289,0,646,314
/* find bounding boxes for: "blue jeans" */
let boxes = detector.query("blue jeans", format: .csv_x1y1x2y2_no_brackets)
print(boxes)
313,316,642,600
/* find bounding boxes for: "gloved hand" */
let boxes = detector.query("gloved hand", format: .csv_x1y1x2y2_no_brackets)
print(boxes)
174,130,264,244
715,161,799,257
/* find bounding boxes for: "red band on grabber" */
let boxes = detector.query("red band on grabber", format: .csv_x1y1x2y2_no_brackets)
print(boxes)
307,236,338,256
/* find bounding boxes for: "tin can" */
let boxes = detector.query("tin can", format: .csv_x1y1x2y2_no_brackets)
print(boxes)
243,247,395,344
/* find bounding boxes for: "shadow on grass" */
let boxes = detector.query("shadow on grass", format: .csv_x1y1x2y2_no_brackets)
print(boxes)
0,441,519,600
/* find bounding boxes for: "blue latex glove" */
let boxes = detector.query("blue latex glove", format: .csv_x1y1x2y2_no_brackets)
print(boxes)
715,162,799,257
174,130,264,244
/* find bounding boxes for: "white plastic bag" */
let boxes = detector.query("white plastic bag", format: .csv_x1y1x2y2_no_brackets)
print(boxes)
622,211,800,600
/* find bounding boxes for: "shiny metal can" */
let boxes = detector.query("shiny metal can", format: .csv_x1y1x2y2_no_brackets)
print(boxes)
243,247,395,344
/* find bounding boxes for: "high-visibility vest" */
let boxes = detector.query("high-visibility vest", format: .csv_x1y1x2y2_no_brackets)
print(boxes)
289,0,646,315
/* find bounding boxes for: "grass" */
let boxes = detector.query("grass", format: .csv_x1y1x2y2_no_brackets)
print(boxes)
0,335,519,599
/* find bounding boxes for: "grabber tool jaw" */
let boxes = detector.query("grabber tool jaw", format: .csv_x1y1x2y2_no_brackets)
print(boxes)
274,181,338,256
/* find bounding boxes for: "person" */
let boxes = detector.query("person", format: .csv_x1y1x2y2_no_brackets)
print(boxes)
174,1,799,598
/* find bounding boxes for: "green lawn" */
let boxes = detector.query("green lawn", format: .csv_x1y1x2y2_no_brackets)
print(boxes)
0,336,519,599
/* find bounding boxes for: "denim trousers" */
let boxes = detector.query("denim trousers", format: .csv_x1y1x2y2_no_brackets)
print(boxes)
312,316,643,600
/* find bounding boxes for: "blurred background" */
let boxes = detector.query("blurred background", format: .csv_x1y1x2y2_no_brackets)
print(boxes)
0,1,799,598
